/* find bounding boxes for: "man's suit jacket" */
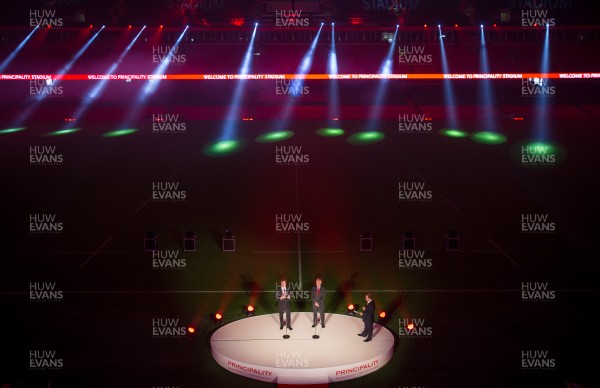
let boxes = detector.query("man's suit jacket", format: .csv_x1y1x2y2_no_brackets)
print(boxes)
276,288,291,309
311,286,326,305
362,300,375,323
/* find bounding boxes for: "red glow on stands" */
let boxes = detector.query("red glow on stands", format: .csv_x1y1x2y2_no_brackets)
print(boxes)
89,25,93,28
231,18,245,27
160,25,164,29
332,117,339,121
128,25,132,29
379,312,387,319
424,117,432,121
454,24,459,28
423,24,428,28
513,117,525,121
187,327,195,333
350,17,363,25
493,24,497,27
64,118,76,122
407,323,415,330
242,117,253,121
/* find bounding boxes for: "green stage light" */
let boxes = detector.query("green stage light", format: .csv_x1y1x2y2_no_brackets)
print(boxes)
470,131,507,145
203,139,244,157
316,128,345,137
102,128,138,138
439,128,469,138
524,141,556,155
44,128,81,137
255,130,294,143
0,127,27,134
511,139,566,169
347,131,385,145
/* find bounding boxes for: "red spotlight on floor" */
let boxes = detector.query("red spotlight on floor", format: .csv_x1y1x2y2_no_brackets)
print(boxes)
187,326,195,334
407,323,415,330
423,24,428,28
89,25,93,28
454,24,458,28
160,25,164,29
128,25,132,29
379,311,387,319
493,23,497,27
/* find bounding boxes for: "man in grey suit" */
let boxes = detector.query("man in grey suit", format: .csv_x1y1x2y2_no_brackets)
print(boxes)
311,277,326,328
277,280,292,330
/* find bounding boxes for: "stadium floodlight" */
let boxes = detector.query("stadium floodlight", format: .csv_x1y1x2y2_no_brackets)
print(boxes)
439,24,458,129
62,26,146,130
0,26,39,73
216,23,258,142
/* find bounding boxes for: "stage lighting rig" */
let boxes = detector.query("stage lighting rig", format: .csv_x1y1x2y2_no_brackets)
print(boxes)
347,304,358,316
210,313,223,324
243,305,255,317
382,31,395,43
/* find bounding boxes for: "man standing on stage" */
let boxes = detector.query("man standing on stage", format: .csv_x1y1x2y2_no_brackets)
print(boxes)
277,280,292,330
358,293,375,342
311,277,326,328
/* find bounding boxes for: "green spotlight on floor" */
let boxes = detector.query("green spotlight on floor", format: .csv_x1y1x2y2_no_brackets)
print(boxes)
316,128,345,137
470,131,507,145
347,131,385,145
255,130,294,143
102,128,138,138
44,128,81,137
512,139,566,168
523,141,556,155
0,127,27,134
203,139,244,157
439,128,469,138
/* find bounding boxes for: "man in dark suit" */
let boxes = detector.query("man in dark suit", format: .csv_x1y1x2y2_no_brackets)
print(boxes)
358,293,375,342
276,280,292,330
311,277,326,328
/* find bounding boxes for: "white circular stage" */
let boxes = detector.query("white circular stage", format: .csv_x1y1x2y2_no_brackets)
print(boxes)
210,312,395,385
